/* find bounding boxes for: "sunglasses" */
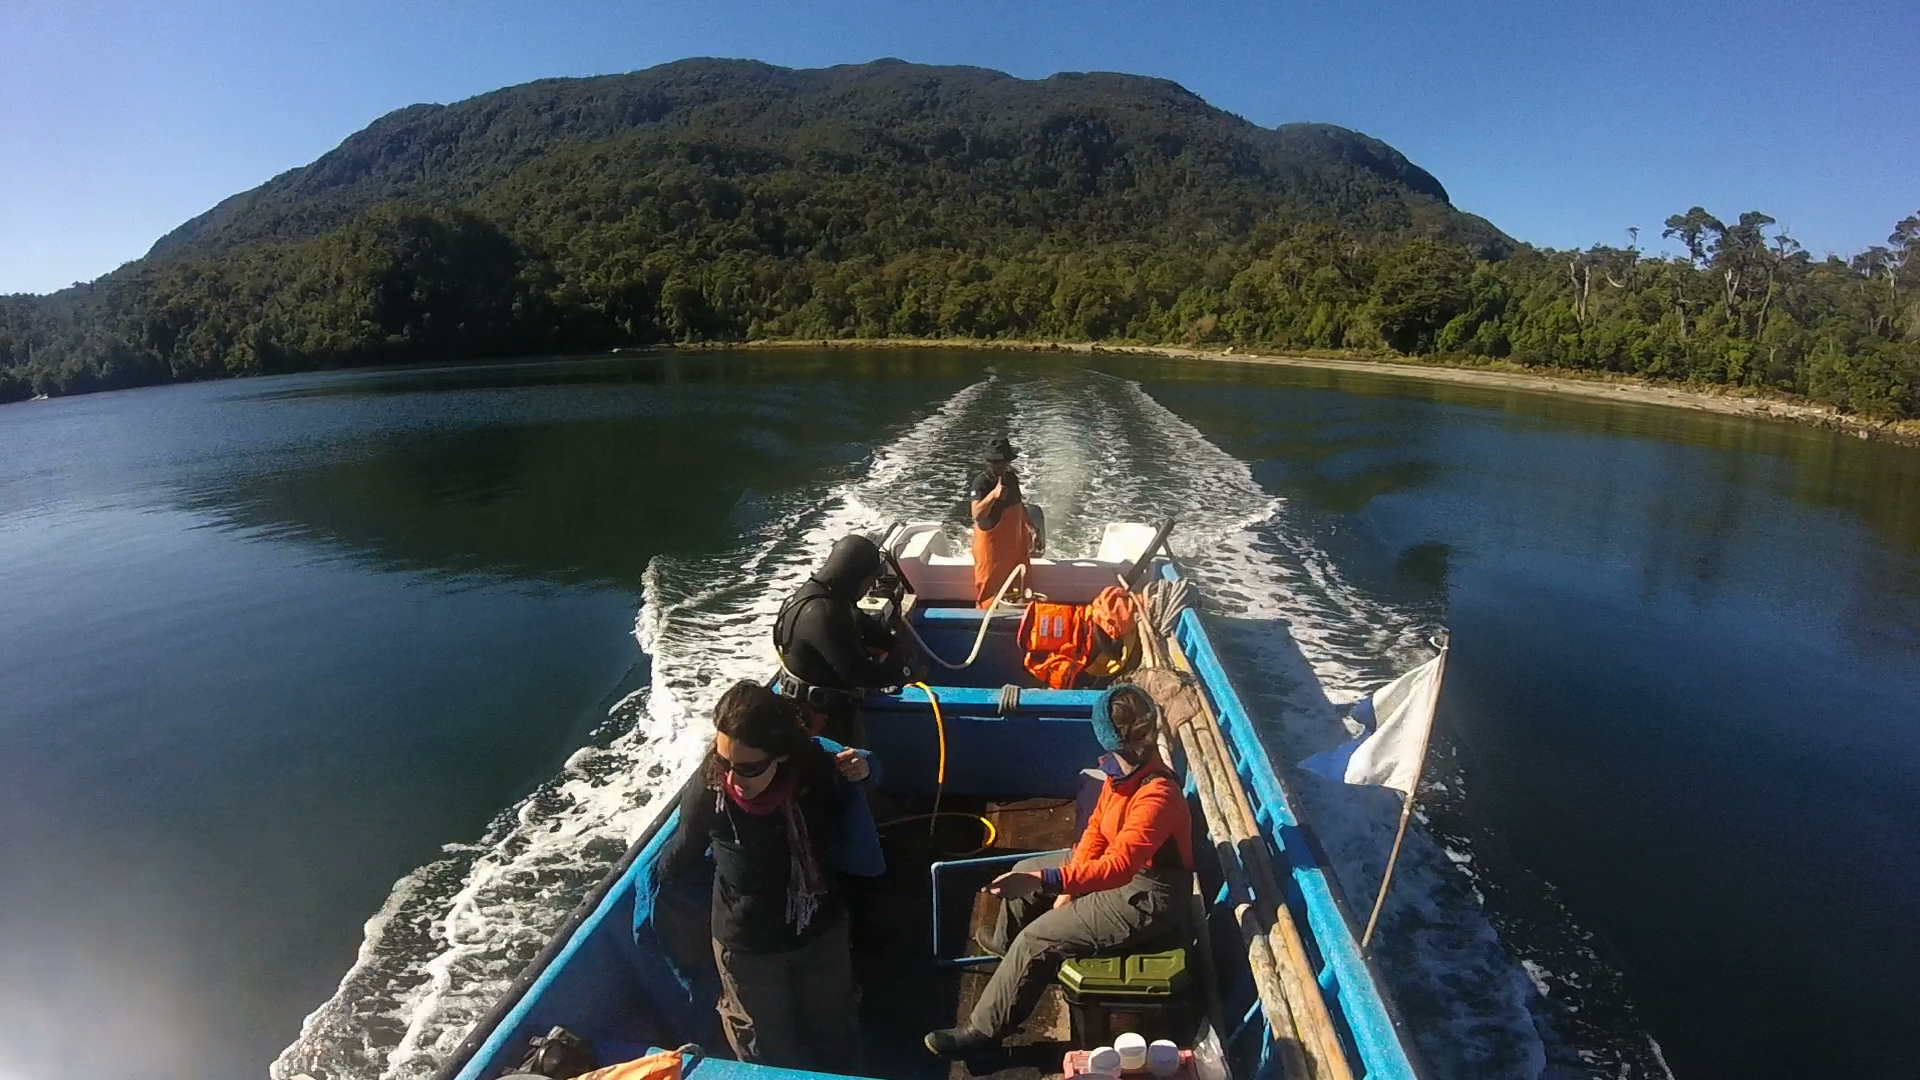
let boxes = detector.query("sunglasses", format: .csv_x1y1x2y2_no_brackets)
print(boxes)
718,753,777,779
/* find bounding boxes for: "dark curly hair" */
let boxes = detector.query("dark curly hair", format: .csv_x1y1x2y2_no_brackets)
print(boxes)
702,681,818,788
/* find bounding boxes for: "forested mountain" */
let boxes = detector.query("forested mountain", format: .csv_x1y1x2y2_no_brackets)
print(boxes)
3,58,1916,420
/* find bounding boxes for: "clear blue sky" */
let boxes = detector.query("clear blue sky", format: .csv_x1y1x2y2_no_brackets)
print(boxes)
3,0,1915,295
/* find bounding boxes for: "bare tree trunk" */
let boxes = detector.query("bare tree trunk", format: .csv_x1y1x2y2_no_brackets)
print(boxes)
1568,258,1595,325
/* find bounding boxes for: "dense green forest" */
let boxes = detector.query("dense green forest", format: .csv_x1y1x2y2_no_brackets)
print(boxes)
3,59,1916,419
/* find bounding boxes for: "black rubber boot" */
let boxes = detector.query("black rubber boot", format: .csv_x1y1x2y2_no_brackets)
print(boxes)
924,1026,998,1058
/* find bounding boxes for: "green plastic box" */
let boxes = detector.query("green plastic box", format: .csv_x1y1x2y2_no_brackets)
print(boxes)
1057,948,1194,1047
1058,948,1190,997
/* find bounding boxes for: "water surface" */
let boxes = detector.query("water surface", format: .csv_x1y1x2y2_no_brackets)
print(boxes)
1,352,1913,1080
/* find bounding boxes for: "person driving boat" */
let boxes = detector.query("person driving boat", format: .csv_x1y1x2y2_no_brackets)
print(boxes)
968,436,1035,609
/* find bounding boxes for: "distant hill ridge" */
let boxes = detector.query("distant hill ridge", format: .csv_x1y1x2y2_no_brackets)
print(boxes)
148,57,1505,261
8,58,1912,424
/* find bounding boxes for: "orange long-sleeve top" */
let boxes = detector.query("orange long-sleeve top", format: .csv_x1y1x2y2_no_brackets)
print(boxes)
1041,755,1194,897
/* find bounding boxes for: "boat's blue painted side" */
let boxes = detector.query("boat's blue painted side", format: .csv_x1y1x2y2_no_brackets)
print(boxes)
450,812,685,1080
687,1057,861,1080
439,680,1108,1080
1159,563,1418,1080
433,562,1421,1080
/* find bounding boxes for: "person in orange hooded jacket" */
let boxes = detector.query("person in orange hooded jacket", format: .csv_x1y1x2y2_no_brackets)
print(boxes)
924,684,1193,1057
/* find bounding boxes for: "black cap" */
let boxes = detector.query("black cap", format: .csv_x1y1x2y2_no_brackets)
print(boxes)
984,436,1017,462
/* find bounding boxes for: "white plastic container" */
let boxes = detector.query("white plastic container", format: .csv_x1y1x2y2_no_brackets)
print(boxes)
1087,1046,1123,1076
1147,1039,1181,1077
1115,1032,1149,1072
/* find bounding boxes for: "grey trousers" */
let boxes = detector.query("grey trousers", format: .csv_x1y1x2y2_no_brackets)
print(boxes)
969,853,1186,1038
713,916,862,1073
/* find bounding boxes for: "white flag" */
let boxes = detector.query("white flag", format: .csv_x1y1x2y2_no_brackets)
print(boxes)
1299,649,1446,796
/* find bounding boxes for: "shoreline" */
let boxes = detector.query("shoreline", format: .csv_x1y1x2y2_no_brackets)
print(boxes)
704,337,1920,447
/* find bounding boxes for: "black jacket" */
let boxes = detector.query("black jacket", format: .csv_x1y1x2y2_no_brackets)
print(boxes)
656,742,849,953
774,535,898,691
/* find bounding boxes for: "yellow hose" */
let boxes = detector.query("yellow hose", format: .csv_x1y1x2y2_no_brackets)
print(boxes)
877,812,998,857
908,681,946,835
884,682,1000,856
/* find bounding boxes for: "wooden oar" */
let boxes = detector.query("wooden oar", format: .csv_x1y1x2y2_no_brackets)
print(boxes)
1160,632,1356,1080
1132,590,1321,1079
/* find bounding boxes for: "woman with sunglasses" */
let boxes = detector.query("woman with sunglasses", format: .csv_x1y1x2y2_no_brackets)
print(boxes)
655,680,878,1073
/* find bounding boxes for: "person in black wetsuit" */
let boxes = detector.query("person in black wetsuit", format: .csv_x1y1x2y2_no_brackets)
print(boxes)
772,533,910,743
655,681,878,1072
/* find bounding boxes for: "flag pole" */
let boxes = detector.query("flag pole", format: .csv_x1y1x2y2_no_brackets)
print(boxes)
1359,634,1449,955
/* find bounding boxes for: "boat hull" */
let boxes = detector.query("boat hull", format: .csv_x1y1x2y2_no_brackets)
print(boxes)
431,527,1420,1080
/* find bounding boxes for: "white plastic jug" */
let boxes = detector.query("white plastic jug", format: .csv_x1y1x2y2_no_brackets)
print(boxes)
1115,1032,1149,1072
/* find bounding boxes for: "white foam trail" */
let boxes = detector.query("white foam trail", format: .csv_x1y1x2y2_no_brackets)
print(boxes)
274,380,995,1080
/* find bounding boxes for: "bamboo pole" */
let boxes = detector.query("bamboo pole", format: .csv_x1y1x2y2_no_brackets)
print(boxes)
1135,595,1309,1078
1187,876,1230,1046
1175,702,1348,1080
1143,622,1235,1047
1360,796,1415,951
1131,586,1353,1078
1175,716,1311,1079
1161,634,1356,1080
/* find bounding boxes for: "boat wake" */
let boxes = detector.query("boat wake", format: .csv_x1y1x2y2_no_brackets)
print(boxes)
277,369,1648,1080
272,380,994,1080
996,376,1553,1077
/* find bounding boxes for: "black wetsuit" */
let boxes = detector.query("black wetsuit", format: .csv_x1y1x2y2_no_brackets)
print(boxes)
773,535,900,741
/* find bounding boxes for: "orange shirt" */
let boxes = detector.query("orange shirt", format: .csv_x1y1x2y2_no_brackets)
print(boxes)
1053,756,1194,896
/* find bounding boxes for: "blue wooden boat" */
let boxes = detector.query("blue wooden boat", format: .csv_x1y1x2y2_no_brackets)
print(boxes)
431,522,1423,1080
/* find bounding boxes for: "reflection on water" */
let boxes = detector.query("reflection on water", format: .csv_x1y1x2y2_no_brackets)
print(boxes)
1111,354,1920,556
0,356,976,1080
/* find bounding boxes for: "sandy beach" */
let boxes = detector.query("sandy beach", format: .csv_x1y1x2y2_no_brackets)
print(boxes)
721,338,1920,447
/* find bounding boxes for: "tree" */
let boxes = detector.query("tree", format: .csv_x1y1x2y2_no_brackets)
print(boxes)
1663,207,1720,268
1368,240,1474,353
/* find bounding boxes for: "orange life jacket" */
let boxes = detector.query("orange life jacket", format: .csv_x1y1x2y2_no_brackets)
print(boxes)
1019,601,1094,689
1086,585,1136,642
1019,586,1139,689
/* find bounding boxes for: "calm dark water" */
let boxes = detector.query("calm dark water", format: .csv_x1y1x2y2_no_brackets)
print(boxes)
0,352,1913,1080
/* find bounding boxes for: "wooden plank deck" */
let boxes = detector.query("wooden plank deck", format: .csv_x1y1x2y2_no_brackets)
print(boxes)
947,797,1085,1080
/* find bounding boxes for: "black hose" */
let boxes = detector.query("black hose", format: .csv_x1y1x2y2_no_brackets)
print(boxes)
1121,516,1177,590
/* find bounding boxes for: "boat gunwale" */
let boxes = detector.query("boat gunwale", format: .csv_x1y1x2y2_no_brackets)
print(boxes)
1160,561,1426,1080
433,771,697,1080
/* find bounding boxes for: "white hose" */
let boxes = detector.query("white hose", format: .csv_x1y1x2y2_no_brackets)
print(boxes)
900,562,1028,671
